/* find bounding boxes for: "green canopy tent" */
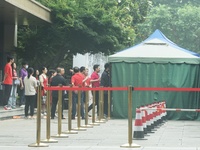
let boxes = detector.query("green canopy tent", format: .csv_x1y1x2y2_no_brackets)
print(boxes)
108,29,200,120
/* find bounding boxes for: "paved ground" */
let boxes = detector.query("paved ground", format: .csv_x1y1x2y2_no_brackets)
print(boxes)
1,107,200,150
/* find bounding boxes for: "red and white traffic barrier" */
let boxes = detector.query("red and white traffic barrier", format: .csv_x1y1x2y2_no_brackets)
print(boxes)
133,108,145,139
140,107,200,112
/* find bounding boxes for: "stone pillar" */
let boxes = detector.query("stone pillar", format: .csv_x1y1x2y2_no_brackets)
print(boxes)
0,23,15,80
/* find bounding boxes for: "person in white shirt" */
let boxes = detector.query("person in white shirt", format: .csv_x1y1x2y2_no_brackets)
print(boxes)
39,67,48,115
24,67,37,119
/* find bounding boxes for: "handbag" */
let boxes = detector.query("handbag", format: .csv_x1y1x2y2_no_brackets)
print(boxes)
14,79,20,85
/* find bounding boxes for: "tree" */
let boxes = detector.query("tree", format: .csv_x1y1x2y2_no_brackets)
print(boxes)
17,0,151,69
135,4,200,54
152,0,200,6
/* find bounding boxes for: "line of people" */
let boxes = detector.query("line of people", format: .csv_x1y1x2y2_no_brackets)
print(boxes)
2,55,110,119
51,63,110,120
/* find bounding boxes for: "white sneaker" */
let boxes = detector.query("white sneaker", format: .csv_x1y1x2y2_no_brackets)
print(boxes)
7,107,12,110
20,105,25,108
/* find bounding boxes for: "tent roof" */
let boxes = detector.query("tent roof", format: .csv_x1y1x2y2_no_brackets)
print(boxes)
109,29,200,64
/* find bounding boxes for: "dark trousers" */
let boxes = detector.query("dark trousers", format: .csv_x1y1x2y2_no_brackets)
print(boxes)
104,93,108,116
51,96,64,118
20,88,26,105
3,84,12,106
88,91,99,115
25,95,35,117
34,93,37,108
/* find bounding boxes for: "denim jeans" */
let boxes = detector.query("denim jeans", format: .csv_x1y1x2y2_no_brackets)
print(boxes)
8,84,17,108
72,91,85,118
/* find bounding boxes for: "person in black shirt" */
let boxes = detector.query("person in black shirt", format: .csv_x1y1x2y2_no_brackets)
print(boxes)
51,67,67,119
100,63,110,117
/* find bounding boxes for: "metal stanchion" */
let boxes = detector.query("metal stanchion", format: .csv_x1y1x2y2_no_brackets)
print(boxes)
101,90,107,122
52,87,68,138
89,90,100,126
29,86,48,147
107,90,111,120
96,88,106,123
62,90,78,134
81,90,93,128
73,90,87,131
120,86,140,148
41,87,58,143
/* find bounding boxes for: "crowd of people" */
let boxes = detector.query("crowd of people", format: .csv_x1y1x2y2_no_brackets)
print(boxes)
2,55,111,119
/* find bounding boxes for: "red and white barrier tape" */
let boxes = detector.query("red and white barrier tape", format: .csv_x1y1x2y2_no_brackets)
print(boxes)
140,108,200,112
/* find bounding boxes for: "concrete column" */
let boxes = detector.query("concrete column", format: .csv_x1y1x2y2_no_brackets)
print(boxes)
0,23,15,80
4,24,15,53
0,23,4,81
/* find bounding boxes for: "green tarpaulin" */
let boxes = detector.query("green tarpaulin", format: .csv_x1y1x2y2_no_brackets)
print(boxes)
108,30,200,120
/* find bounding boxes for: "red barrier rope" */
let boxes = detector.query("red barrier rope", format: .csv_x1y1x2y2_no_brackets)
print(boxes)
44,86,128,91
134,87,200,91
44,86,200,92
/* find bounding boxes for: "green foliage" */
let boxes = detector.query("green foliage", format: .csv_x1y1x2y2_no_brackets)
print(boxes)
135,4,200,54
17,0,150,68
152,0,200,6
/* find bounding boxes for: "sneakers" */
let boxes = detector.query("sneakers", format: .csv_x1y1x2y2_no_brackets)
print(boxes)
11,106,16,109
25,116,35,119
3,106,8,110
20,105,25,108
4,105,12,110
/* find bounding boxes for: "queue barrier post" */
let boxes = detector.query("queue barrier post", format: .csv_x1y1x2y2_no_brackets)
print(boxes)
41,86,58,143
107,90,111,120
73,90,87,131
89,90,100,126
96,88,106,123
28,85,48,147
62,90,78,134
52,85,68,138
82,90,93,128
101,88,107,122
120,86,140,148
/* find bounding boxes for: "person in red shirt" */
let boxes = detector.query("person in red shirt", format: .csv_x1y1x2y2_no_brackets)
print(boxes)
80,66,90,102
71,66,85,119
88,64,101,115
8,62,21,109
3,56,14,110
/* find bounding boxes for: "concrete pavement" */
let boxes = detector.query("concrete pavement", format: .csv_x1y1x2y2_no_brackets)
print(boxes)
1,107,200,150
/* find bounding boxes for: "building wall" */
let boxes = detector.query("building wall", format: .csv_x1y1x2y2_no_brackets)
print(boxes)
73,53,108,76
